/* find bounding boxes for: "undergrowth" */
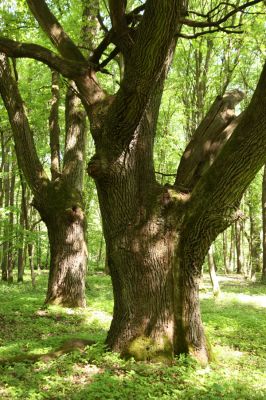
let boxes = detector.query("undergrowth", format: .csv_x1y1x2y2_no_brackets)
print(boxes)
0,272,265,399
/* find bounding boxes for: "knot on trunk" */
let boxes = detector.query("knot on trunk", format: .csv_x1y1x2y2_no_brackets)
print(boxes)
65,205,85,223
87,154,109,179
160,186,191,208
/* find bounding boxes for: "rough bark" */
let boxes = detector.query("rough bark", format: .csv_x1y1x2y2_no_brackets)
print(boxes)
49,70,61,180
89,48,180,360
175,90,244,191
43,79,88,305
43,203,87,307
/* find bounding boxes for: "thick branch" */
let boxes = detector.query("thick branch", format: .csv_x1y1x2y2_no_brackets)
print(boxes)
0,38,89,78
181,60,266,270
49,70,61,180
26,0,85,61
25,0,107,111
0,53,49,195
63,83,87,192
109,0,128,34
175,89,245,191
108,0,132,55
100,0,185,159
82,0,100,55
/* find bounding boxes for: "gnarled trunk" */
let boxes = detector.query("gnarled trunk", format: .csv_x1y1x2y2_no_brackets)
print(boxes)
90,77,209,362
105,209,177,361
95,175,209,362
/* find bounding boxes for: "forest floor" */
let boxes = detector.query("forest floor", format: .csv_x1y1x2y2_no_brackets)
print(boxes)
0,272,265,400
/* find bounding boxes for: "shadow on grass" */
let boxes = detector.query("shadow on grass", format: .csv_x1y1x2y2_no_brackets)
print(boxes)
0,273,265,399
64,368,266,400
0,273,113,360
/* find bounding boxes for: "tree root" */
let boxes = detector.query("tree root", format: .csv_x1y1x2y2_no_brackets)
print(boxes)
0,338,96,366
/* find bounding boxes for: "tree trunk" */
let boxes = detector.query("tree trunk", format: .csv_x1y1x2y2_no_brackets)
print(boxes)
222,229,229,274
7,157,15,283
17,242,25,283
249,200,261,281
1,139,10,281
17,171,27,282
0,54,88,306
28,242,36,288
208,244,220,296
262,165,266,282
105,212,176,361
40,198,87,307
229,224,235,273
90,61,209,363
235,219,243,274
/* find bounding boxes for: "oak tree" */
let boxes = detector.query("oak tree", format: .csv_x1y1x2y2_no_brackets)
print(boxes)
1,0,266,363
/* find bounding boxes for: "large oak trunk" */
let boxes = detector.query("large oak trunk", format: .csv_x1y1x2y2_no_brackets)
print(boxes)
90,103,209,363
95,178,209,362
105,211,176,361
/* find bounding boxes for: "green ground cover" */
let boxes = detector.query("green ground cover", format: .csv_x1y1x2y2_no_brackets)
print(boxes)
0,273,265,399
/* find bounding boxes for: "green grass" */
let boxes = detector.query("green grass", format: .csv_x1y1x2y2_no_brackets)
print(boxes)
0,272,265,399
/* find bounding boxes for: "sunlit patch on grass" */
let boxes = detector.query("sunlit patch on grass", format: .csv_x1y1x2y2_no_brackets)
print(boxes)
85,310,112,327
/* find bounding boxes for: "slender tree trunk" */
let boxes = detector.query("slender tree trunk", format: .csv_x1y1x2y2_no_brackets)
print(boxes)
97,234,104,270
17,171,27,282
222,230,229,274
0,131,4,266
17,236,25,283
1,140,10,281
262,165,266,282
7,157,15,283
208,244,220,296
37,224,42,271
235,219,243,274
28,242,36,288
229,225,235,273
249,201,261,281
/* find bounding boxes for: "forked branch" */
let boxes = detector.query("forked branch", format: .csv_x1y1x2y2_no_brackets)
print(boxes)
0,38,89,78
26,0,85,61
